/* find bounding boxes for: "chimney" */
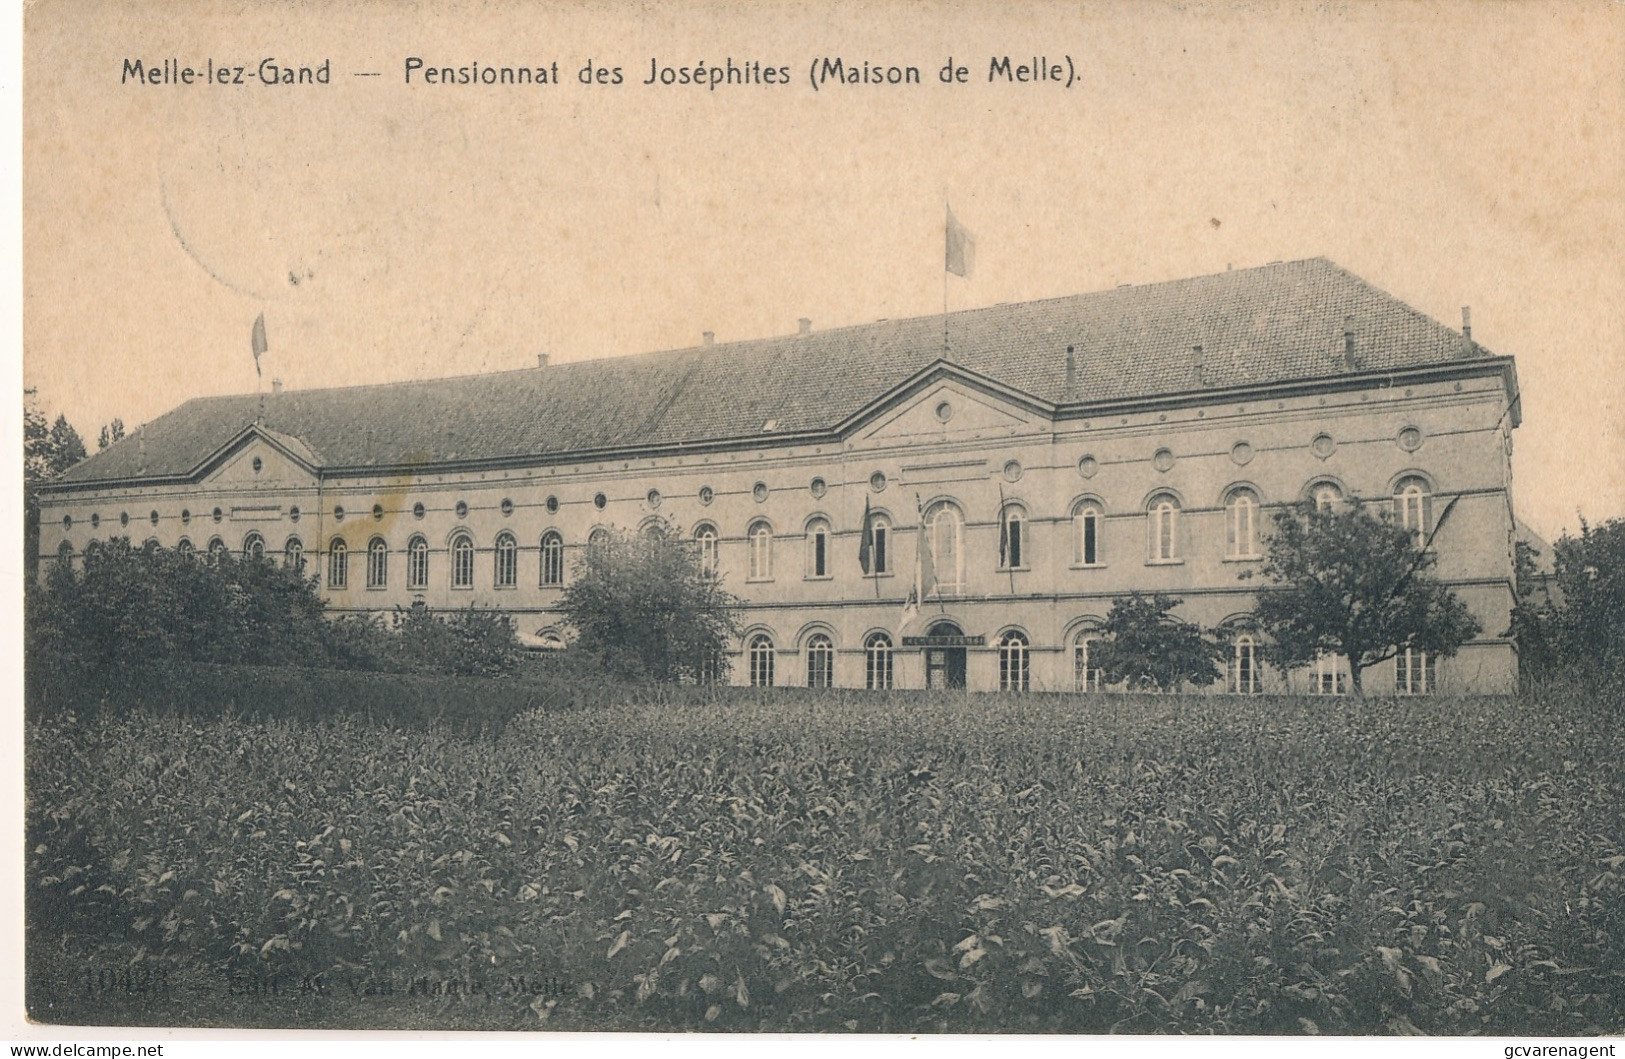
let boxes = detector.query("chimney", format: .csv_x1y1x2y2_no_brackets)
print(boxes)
797,318,811,336
271,378,283,394
1342,315,1358,369
1064,345,1077,399
1461,306,1475,357
1192,344,1206,386
536,353,550,368
702,331,715,346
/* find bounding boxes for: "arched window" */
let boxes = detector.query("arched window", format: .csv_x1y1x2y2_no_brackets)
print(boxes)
176,537,195,558
208,537,228,560
450,533,474,589
1073,630,1102,691
588,527,611,551
1395,647,1436,695
1395,477,1433,548
56,540,73,566
327,538,347,589
806,634,834,688
407,535,429,589
997,631,1030,692
1225,488,1260,559
865,633,893,690
1072,500,1103,566
693,524,718,579
494,532,517,588
805,518,831,578
863,514,890,576
748,633,776,687
1311,482,1343,512
366,537,388,588
143,538,161,554
283,536,303,572
1229,634,1260,694
242,532,266,561
998,503,1026,569
1148,494,1180,562
925,502,964,594
540,531,564,585
748,521,773,580
1312,653,1348,695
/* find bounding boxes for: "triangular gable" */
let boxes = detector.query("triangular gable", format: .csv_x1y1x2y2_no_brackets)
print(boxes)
193,424,323,485
839,359,1054,444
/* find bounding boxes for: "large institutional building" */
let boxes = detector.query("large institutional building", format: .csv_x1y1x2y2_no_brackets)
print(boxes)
37,258,1524,694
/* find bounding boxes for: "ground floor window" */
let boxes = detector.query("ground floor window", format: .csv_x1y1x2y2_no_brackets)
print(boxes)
1229,635,1260,694
1312,654,1349,695
748,634,775,687
865,633,893,690
1395,648,1436,694
806,634,834,688
1072,633,1102,691
997,631,1030,692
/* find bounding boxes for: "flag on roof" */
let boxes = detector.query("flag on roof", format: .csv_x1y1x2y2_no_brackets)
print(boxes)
251,313,268,379
945,206,975,278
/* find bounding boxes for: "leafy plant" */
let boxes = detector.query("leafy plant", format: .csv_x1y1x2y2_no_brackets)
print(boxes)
1089,592,1225,691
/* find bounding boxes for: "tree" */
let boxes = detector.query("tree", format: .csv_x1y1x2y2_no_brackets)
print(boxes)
1250,499,1481,696
98,418,125,451
1514,517,1625,690
1090,592,1225,691
560,520,740,683
23,393,89,579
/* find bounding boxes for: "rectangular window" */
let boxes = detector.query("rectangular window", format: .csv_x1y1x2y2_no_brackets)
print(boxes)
366,546,387,589
1003,517,1023,568
1312,655,1348,695
813,530,826,577
408,546,428,589
328,548,347,590
1396,649,1436,694
1081,514,1098,565
872,524,888,574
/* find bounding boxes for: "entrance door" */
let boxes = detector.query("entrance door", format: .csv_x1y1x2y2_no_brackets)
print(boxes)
925,622,967,689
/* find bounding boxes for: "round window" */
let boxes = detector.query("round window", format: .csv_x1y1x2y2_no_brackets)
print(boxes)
150,510,159,526
593,492,607,510
935,401,953,423
869,471,887,493
646,489,661,508
1230,441,1254,466
213,507,224,523
1398,426,1423,452
332,506,344,522
372,504,384,521
1153,448,1175,473
752,482,769,503
119,511,129,527
412,502,425,519
1002,460,1023,483
1311,433,1336,460
180,509,191,525
545,495,559,514
500,498,514,517
699,486,714,506
810,477,827,499
61,515,72,530
287,506,298,523
1077,456,1098,479
90,513,101,529
252,456,263,473
455,501,469,519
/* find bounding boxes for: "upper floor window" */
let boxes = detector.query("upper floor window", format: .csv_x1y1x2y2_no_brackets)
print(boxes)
1072,500,1103,566
407,535,429,589
805,518,831,578
1148,493,1180,562
748,521,773,580
997,631,1030,692
1395,477,1433,548
925,501,964,594
327,538,348,589
806,634,834,688
748,633,775,687
540,531,565,586
862,514,890,575
366,537,388,589
450,532,474,589
693,524,718,579
1229,633,1260,694
1225,488,1261,559
1396,648,1436,695
242,532,266,562
865,633,893,690
998,503,1026,570
494,532,518,588
1073,630,1103,692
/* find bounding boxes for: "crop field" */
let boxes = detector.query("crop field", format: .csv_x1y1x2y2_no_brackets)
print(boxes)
25,687,1624,1034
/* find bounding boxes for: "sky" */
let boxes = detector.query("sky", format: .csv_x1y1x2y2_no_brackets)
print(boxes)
16,0,1625,541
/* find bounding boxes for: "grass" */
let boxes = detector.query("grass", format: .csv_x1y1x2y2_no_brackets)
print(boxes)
24,686,1624,1033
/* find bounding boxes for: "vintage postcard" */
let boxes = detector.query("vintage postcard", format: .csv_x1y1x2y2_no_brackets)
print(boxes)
12,0,1623,1051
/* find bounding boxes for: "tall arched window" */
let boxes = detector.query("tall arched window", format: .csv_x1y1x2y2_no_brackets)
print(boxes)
748,633,775,687
540,531,564,586
865,633,893,690
997,631,1030,692
1311,482,1343,512
805,518,831,578
366,537,388,588
450,532,474,589
588,527,611,551
748,521,773,580
693,524,718,579
1395,477,1433,548
1229,633,1260,694
283,536,303,572
926,502,964,594
494,532,518,588
407,535,429,589
1072,500,1103,566
1148,494,1180,562
1225,488,1260,559
242,532,266,561
1073,630,1102,692
327,538,348,589
998,503,1026,569
805,634,834,688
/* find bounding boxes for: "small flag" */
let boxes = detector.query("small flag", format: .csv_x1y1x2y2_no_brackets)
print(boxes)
998,483,1009,568
858,495,873,575
251,313,268,379
917,498,938,600
945,206,975,278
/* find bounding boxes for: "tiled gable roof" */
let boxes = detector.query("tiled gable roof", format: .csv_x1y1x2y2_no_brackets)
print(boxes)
58,257,1487,484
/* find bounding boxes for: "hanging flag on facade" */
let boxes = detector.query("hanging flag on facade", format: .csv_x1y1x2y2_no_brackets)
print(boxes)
945,206,975,278
997,483,1009,568
917,497,938,600
251,313,268,379
858,495,873,575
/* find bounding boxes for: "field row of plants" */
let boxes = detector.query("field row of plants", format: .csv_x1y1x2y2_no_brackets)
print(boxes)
26,688,1623,1033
